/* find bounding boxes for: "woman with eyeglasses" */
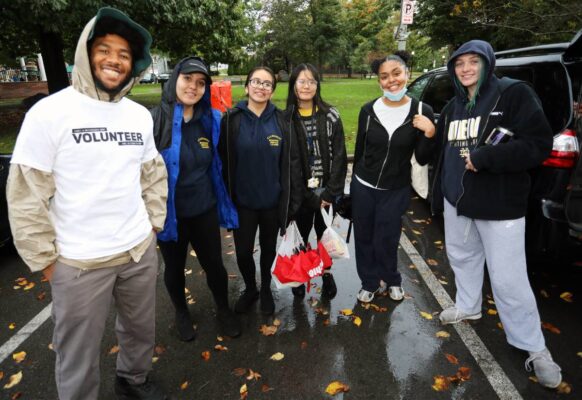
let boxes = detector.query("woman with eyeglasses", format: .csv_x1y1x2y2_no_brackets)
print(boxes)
285,63,347,299
218,66,302,315
352,51,436,303
151,56,241,341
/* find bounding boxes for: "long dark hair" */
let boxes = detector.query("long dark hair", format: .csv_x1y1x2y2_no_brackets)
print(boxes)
176,56,213,134
286,63,330,113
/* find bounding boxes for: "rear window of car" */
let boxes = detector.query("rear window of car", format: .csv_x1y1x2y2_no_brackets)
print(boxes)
422,74,455,114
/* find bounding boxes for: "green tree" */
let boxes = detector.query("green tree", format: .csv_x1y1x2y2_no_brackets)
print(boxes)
309,0,343,71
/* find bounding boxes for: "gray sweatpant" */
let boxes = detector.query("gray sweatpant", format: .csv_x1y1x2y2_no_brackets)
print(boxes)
50,239,158,400
444,200,545,352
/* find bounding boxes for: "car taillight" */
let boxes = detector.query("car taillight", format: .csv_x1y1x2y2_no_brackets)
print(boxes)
542,129,579,168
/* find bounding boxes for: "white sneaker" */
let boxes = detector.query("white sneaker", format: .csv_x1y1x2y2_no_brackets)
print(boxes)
389,286,405,301
525,348,562,388
357,289,375,303
439,307,482,324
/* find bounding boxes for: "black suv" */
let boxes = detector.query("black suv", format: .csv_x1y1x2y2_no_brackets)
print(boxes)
407,30,582,260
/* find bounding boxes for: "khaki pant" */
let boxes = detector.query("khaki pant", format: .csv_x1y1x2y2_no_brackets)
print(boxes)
50,239,159,400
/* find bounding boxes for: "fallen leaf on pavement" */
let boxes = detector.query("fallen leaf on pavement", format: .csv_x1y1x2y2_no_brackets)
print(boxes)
3,371,22,389
456,367,471,381
541,322,561,334
556,381,572,394
189,250,197,257
487,300,495,305
434,240,443,245
273,318,281,326
201,351,210,361
438,279,448,285
577,352,582,358
259,324,278,336
48,343,53,350
497,322,504,330
214,345,228,351
12,352,26,363
529,376,538,383
540,289,550,298
15,278,28,286
325,381,350,395
487,309,498,315
108,345,120,355
217,336,223,342
152,357,159,363
559,292,573,303
11,392,22,399
353,316,362,327
36,291,46,301
445,354,459,365
412,219,426,224
427,259,438,266
340,309,353,316
420,311,433,320
154,345,166,355
323,318,330,326
8,323,16,330
408,264,416,269
246,369,261,381
180,381,189,390
436,331,450,338
412,229,423,235
314,307,329,315
431,375,450,391
300,341,308,350
0,371,3,380
261,384,274,392
23,282,35,291
240,383,248,399
270,352,284,361
233,368,247,377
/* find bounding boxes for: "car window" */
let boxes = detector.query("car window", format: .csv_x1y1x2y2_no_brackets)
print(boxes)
566,63,582,135
422,73,454,114
407,74,432,101
497,63,570,133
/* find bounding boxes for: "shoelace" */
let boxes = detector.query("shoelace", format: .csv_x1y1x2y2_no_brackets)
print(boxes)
524,352,561,373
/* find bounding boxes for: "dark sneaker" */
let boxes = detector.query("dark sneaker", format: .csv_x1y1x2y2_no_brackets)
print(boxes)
260,287,275,315
291,284,306,297
114,376,167,400
217,307,242,338
321,273,337,299
234,289,259,313
175,310,196,342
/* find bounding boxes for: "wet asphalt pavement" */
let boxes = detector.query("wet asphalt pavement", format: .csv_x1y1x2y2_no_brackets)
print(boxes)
0,195,581,399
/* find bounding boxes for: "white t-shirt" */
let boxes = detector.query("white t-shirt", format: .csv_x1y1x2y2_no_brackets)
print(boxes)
372,98,411,139
11,87,158,259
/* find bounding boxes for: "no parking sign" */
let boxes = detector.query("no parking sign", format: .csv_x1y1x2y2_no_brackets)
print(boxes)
401,0,415,25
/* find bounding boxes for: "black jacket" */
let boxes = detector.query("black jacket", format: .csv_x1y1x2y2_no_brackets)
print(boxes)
286,106,347,209
431,40,552,219
353,97,436,189
218,103,303,234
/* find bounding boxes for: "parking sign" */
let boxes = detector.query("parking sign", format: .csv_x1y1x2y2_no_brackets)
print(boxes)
401,0,415,25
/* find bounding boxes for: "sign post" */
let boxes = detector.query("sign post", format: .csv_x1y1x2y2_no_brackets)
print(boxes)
396,0,415,51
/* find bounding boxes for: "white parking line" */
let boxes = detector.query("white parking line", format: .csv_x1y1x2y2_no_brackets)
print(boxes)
400,233,523,400
0,303,52,364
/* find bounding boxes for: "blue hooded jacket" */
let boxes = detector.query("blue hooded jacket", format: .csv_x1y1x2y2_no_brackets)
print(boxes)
151,57,238,241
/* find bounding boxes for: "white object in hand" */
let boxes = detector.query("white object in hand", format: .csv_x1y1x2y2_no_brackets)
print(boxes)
307,177,320,189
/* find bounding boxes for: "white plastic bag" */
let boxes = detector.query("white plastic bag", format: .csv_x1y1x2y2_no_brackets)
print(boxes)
271,221,304,289
411,101,429,199
320,205,350,259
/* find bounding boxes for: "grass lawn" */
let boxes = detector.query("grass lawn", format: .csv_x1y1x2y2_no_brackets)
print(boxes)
0,78,381,154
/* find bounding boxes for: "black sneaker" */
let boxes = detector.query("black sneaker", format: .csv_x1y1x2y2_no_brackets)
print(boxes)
217,307,242,338
234,289,259,313
114,376,167,400
260,287,275,315
175,310,196,342
322,272,337,299
291,284,306,298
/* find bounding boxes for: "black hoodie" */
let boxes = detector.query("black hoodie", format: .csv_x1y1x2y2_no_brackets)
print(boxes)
432,40,552,220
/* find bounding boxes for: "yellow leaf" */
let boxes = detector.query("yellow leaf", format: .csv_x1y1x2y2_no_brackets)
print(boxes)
214,344,228,351
340,309,353,316
12,351,26,363
185,269,192,275
152,357,159,363
259,324,278,336
3,371,22,389
577,352,582,358
270,352,284,361
420,311,433,320
353,316,362,327
216,336,223,342
240,383,248,399
436,331,450,338
497,322,504,330
15,278,28,286
427,259,438,266
412,229,422,235
23,282,35,291
557,381,572,394
434,240,443,245
201,351,211,361
487,309,498,315
408,264,416,269
180,381,189,390
559,292,573,303
189,250,197,257
431,375,450,391
246,369,261,381
325,381,350,395
487,299,495,305
8,323,16,330
108,345,120,354
438,279,448,285
273,318,281,326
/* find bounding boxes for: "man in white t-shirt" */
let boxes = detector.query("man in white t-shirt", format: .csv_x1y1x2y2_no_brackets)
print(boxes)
7,8,168,400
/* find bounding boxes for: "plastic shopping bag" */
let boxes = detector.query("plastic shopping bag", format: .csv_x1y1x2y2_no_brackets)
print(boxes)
320,205,350,259
271,222,324,288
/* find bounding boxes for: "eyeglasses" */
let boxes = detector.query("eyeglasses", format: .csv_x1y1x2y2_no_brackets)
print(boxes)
249,78,274,90
296,79,318,87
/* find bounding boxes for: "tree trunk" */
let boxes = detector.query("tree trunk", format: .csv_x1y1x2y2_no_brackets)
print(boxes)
38,29,70,94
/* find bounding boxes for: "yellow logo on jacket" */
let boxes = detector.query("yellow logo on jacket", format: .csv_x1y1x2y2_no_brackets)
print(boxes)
267,135,282,147
198,137,210,149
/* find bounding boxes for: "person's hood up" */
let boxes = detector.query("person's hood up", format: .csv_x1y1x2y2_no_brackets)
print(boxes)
446,40,496,98
161,56,212,109
72,7,152,102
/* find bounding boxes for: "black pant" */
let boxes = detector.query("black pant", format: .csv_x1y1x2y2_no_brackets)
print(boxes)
233,206,279,291
158,207,229,311
295,205,327,246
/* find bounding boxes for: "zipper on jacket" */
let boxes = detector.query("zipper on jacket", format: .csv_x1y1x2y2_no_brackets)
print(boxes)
282,109,293,226
455,95,502,209
374,116,412,188
430,113,449,215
